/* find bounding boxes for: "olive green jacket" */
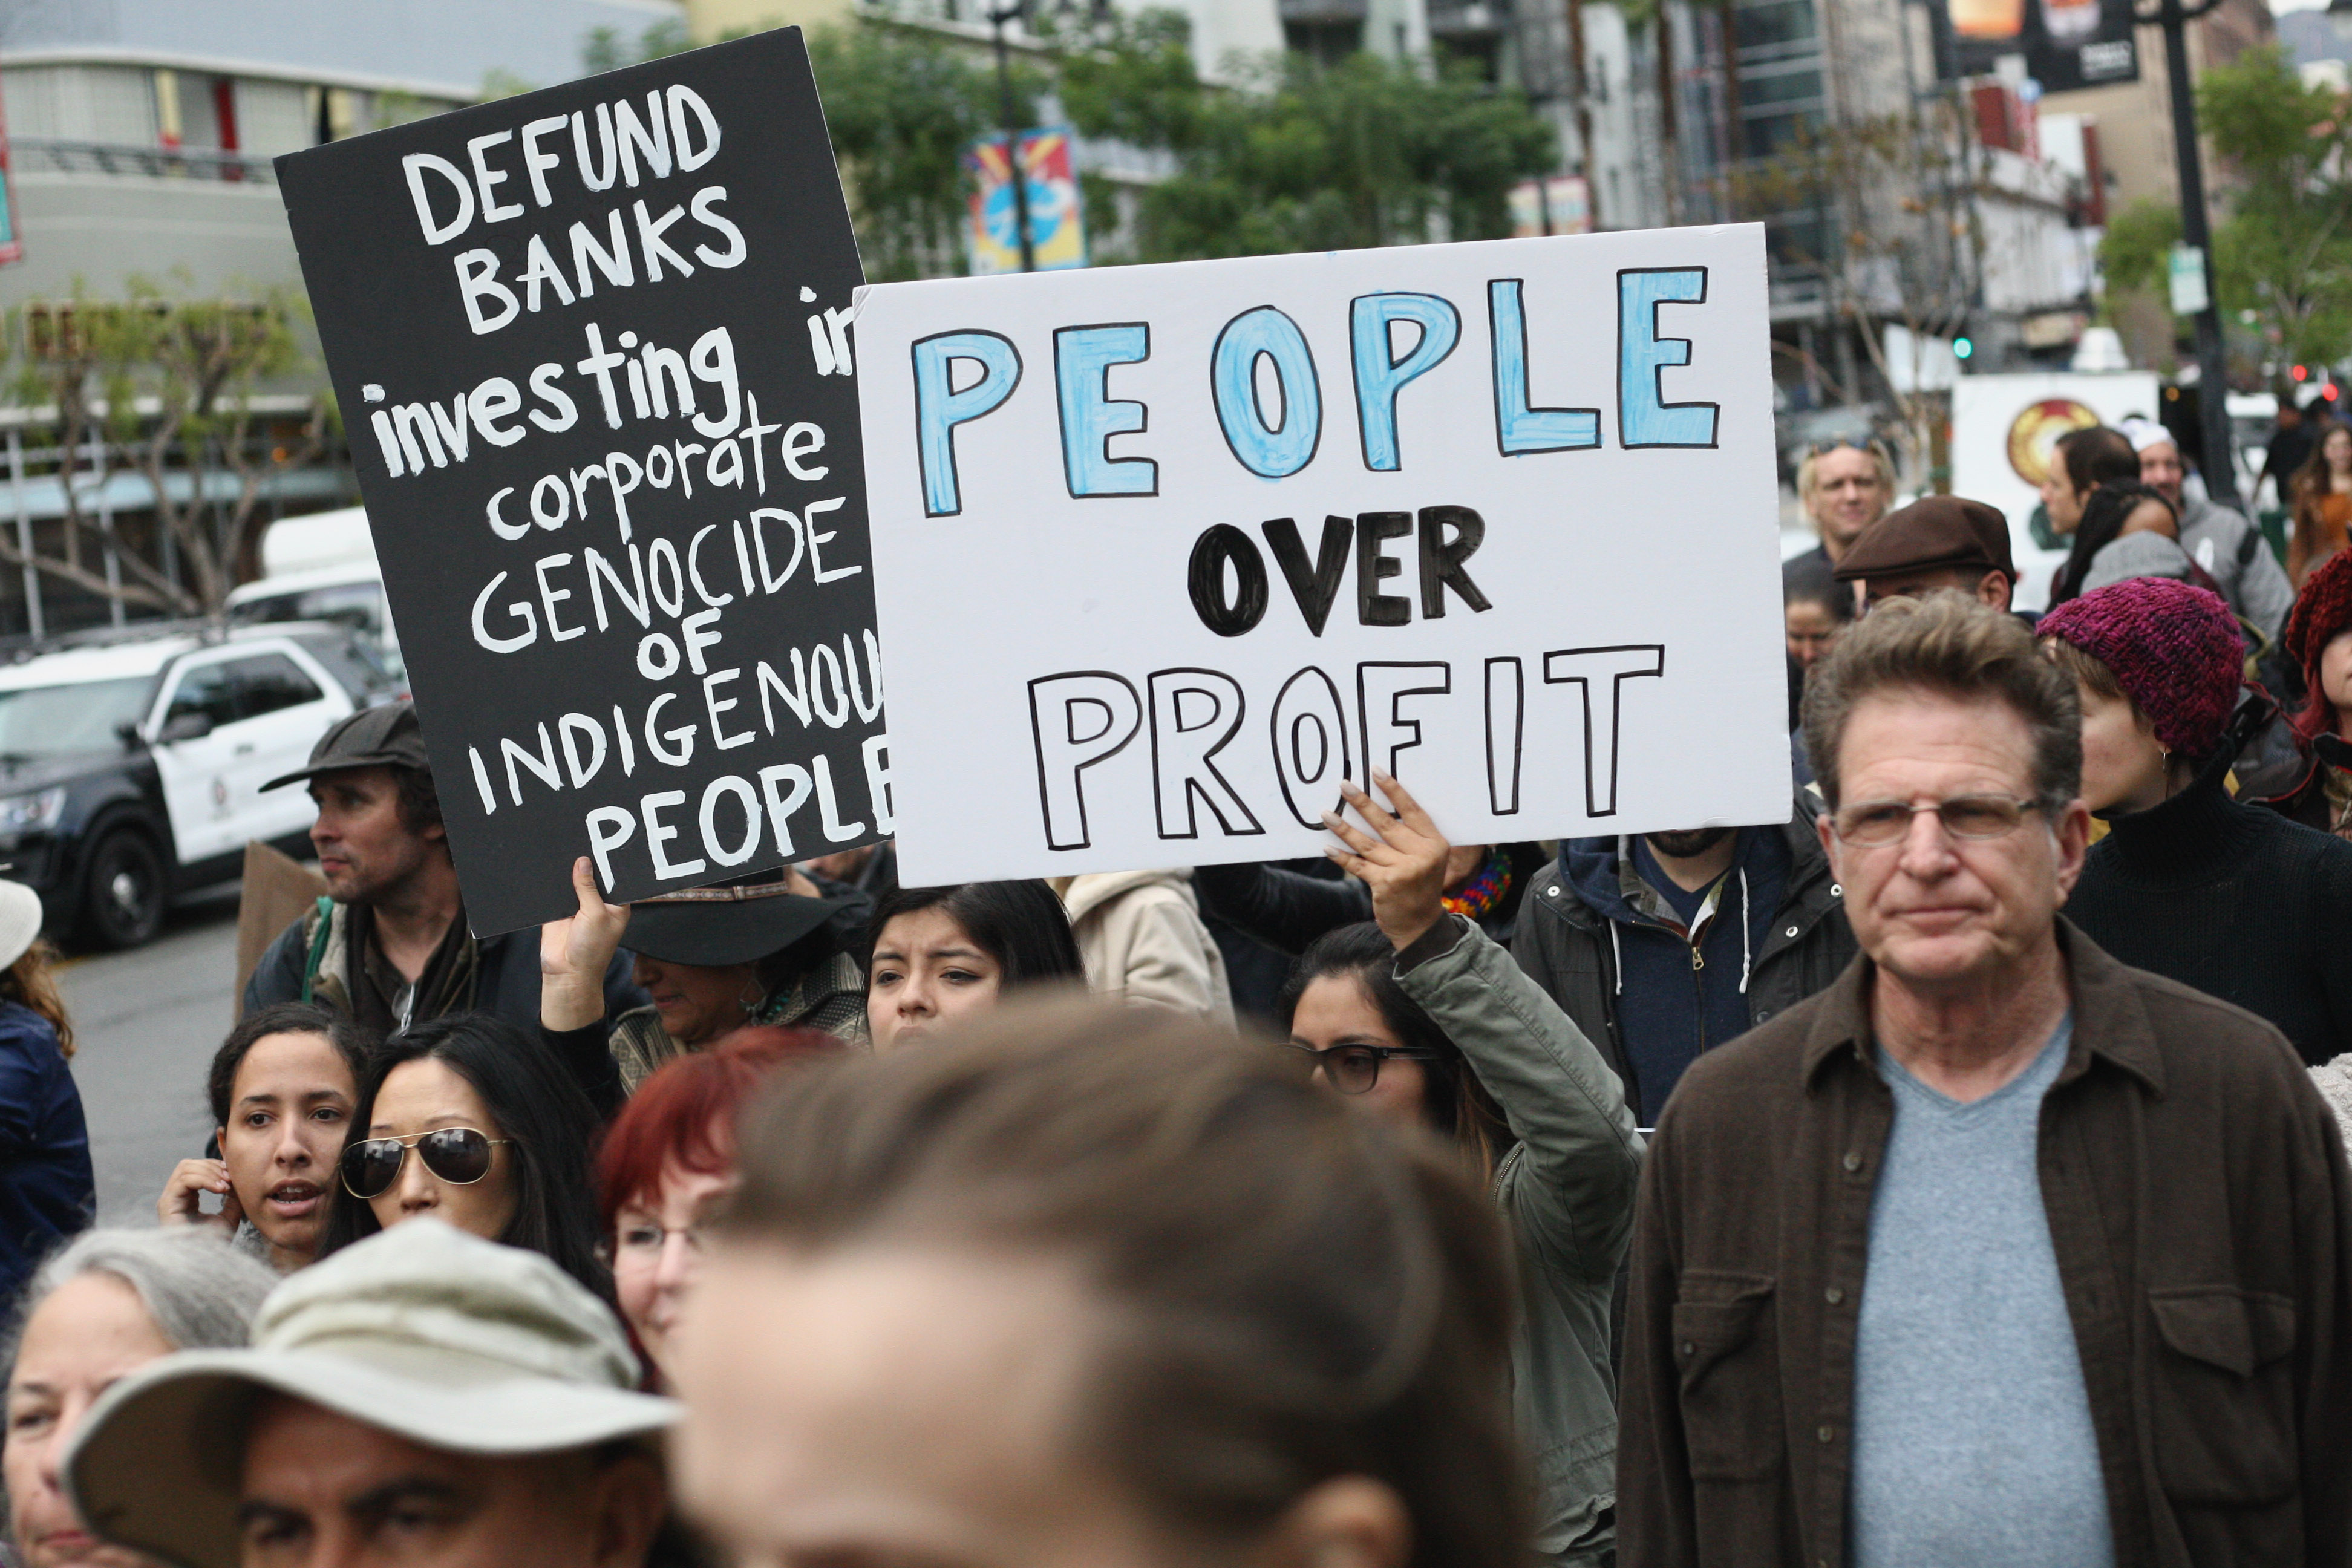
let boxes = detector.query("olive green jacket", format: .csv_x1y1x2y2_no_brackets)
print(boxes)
1396,914,1646,1566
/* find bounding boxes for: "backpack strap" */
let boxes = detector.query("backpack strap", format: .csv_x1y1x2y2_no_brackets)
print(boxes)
301,896,336,1004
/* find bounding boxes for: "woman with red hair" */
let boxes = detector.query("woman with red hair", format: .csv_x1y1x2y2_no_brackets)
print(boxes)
597,1025,842,1385
2250,549,2352,840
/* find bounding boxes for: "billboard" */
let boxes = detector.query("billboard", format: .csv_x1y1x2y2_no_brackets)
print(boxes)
964,125,1086,275
1938,0,2139,91
0,72,23,267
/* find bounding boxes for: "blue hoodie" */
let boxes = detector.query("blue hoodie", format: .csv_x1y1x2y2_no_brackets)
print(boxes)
1560,825,1792,1118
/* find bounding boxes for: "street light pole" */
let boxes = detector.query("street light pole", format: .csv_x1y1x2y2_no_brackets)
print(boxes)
990,2,1036,273
2145,0,2238,506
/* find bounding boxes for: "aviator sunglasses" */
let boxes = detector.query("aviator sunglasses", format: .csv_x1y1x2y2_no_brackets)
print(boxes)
339,1128,513,1200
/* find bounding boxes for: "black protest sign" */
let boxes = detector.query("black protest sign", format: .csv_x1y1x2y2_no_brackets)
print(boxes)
277,30,886,936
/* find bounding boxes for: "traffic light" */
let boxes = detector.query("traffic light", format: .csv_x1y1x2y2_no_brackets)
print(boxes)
2294,364,2310,381
1952,336,1974,361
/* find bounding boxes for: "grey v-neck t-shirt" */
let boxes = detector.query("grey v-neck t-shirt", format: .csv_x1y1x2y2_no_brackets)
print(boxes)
1849,1014,2116,1568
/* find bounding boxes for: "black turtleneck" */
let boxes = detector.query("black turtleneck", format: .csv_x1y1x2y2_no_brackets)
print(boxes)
2066,757,2352,1065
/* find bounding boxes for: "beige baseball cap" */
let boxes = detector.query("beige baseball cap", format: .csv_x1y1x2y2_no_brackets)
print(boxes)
65,1220,676,1568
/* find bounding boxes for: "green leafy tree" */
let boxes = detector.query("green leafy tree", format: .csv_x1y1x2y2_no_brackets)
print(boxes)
1059,15,1557,260
2096,198,2178,300
2099,48,2352,370
2201,45,2352,370
809,24,1042,281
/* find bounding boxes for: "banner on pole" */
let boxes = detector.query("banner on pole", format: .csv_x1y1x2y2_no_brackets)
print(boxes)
0,76,24,268
276,30,886,935
854,224,1789,886
964,126,1086,275
1509,176,1590,238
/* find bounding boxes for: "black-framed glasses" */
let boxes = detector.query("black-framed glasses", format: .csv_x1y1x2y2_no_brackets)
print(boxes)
339,1128,514,1200
1286,1042,1446,1096
1829,795,2042,848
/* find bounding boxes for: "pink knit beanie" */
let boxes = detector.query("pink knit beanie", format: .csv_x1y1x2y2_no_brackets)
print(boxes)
2038,578,2243,757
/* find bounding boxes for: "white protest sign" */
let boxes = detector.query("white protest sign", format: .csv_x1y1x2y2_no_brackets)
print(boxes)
856,224,1789,885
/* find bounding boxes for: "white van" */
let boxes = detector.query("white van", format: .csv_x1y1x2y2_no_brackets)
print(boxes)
226,507,402,667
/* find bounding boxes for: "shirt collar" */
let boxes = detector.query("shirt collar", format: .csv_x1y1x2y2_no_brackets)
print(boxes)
1800,918,2167,1097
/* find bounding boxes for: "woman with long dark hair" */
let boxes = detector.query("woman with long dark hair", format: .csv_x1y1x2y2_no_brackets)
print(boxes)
864,880,1085,1050
315,1013,607,1297
156,1001,370,1272
1296,774,1642,1565
1279,923,1512,1177
2048,481,2198,608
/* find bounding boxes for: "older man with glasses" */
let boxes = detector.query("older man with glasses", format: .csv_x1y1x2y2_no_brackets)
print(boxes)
1618,592,2352,1568
1784,440,1895,622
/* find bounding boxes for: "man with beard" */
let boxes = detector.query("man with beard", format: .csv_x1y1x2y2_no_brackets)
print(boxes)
1514,805,1855,1125
242,704,642,1107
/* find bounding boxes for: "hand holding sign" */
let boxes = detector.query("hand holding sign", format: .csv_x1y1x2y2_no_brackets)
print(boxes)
1322,773,1452,954
541,856,630,1033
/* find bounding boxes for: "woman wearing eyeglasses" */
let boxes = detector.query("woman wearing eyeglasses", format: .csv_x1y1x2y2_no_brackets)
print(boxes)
595,1025,842,1388
1294,772,1642,1568
312,1013,610,1298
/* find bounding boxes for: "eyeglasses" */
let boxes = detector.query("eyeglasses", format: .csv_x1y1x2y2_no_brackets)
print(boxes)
1285,1042,1446,1096
1809,437,1891,460
607,1220,711,1263
1828,795,2043,848
339,1128,513,1200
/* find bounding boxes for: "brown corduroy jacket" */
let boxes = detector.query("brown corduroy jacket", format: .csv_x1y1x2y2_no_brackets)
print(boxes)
1617,921,2352,1568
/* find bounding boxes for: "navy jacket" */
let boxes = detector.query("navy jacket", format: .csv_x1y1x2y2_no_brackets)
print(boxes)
1512,799,1857,1126
0,1001,93,1301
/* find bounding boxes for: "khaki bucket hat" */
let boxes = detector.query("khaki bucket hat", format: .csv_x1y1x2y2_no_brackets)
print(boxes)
65,1220,676,1568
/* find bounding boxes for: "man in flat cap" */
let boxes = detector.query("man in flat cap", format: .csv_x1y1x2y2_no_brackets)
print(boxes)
243,702,641,1105
1834,496,2019,613
67,1220,676,1568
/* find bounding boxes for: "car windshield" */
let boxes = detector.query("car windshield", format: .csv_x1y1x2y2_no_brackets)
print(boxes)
0,675,153,759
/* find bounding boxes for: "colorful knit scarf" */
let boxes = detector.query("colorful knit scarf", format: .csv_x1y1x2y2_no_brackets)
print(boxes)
1442,847,1512,923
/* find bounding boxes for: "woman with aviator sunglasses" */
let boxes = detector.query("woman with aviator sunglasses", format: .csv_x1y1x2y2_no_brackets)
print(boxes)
313,1013,609,1299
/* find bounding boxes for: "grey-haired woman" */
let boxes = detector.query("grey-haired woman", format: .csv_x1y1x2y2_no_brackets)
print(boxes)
4,1229,275,1568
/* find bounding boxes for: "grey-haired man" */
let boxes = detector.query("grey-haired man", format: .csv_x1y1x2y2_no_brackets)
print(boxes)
67,1221,673,1568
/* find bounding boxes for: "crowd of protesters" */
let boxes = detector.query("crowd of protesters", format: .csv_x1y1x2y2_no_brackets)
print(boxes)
0,410,2347,1568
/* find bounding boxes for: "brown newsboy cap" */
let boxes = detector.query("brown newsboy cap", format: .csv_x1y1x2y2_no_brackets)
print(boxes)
1832,495,2016,584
